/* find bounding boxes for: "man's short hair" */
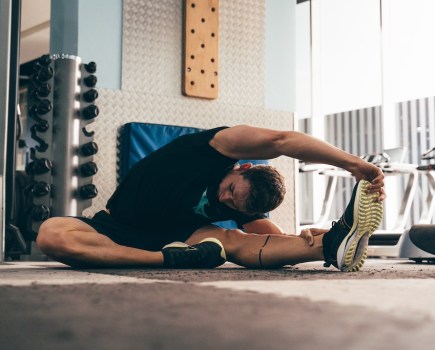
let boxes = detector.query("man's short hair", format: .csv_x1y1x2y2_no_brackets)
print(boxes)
240,164,286,214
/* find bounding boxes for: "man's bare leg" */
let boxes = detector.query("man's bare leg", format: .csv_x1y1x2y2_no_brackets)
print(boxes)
185,226,325,268
37,217,164,267
37,217,324,269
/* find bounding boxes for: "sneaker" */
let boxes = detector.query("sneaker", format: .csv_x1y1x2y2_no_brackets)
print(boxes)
322,180,383,272
162,238,226,268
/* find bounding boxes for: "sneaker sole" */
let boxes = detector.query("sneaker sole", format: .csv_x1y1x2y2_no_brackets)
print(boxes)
162,242,189,249
337,180,383,272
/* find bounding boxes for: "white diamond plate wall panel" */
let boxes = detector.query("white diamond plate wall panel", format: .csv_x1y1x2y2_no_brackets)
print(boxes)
122,0,265,107
122,0,183,96
219,1,265,107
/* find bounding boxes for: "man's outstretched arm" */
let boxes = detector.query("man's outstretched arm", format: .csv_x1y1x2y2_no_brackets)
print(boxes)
210,125,385,199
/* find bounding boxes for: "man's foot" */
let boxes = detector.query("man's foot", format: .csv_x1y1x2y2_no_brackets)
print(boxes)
322,180,383,272
162,238,226,268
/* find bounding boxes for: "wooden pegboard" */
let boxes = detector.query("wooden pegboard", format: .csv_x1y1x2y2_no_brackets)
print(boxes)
182,0,219,99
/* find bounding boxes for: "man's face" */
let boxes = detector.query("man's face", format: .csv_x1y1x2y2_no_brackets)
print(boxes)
217,171,251,213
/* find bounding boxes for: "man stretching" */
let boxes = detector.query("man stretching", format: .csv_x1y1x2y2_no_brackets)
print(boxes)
36,125,384,272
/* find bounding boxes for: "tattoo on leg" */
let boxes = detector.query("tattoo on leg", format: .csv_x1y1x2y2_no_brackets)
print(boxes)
258,235,272,268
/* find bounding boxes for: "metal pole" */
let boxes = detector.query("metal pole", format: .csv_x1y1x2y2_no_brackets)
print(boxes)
0,0,13,261
6,0,21,226
50,56,82,217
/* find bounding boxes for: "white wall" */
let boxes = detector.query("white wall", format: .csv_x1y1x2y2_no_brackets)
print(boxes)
317,0,383,115
78,0,122,90
51,0,122,89
385,0,435,103
295,1,311,117
265,0,295,112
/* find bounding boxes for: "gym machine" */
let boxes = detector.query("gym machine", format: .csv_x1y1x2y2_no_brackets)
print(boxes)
365,149,419,258
397,147,435,262
298,162,338,228
6,54,99,260
365,147,435,262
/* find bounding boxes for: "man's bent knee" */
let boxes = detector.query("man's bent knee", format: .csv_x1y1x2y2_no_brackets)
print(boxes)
37,217,75,258
221,228,245,247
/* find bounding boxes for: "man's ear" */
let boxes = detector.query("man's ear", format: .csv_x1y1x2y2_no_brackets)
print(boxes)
238,162,253,171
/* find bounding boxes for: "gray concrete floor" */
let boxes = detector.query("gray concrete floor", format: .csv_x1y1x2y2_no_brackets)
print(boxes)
1,259,435,350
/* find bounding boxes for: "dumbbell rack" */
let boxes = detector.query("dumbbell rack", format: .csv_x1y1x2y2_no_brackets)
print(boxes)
26,54,99,235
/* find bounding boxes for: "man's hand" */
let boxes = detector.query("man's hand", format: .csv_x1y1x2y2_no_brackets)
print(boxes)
299,228,328,246
349,160,386,201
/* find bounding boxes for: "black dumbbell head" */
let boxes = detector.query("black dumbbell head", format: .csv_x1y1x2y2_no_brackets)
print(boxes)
79,184,98,199
82,105,99,120
84,62,97,74
81,142,98,156
31,204,50,221
84,75,98,87
80,162,98,177
33,182,50,197
25,158,52,175
35,83,51,98
83,89,98,103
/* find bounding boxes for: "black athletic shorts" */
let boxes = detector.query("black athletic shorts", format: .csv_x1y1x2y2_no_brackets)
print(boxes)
76,210,196,251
